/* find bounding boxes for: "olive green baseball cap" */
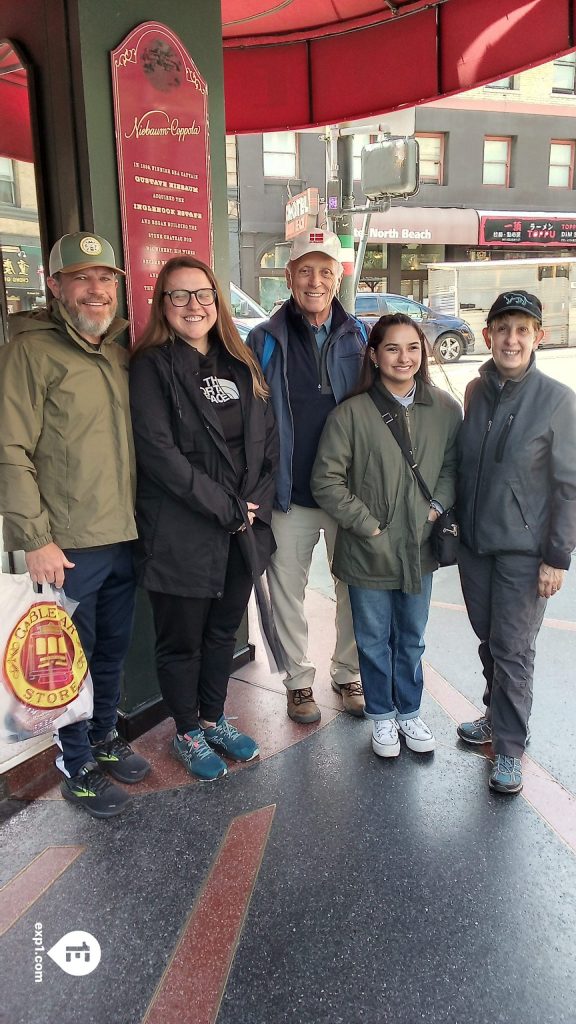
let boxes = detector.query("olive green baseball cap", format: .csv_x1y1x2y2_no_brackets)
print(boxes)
49,232,125,276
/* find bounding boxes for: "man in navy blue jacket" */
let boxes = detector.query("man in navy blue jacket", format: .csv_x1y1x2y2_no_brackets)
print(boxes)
247,230,366,723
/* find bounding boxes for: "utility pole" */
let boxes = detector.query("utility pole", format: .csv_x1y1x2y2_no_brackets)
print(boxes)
335,133,355,313
326,113,418,313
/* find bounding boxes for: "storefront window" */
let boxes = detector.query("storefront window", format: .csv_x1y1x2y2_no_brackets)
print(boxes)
258,243,291,310
400,244,444,270
259,276,289,311
260,243,290,270
358,244,387,291
0,41,45,339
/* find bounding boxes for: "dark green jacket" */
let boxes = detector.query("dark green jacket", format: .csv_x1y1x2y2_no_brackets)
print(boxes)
0,301,136,552
311,380,462,592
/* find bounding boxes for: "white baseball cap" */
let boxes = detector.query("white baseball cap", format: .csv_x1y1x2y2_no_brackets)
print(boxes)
289,230,343,264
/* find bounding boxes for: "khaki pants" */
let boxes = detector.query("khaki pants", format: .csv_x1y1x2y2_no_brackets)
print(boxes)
268,505,360,690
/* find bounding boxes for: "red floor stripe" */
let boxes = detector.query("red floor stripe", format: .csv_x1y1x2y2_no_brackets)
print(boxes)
424,664,576,854
0,846,84,936
142,804,276,1024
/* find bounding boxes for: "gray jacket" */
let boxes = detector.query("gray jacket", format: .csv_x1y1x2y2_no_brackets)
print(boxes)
457,356,576,568
246,298,366,511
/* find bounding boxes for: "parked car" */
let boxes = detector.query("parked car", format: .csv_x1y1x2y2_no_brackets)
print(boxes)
355,292,475,363
233,318,252,342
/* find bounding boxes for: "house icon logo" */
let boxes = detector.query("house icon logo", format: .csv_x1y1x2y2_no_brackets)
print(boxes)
47,931,101,976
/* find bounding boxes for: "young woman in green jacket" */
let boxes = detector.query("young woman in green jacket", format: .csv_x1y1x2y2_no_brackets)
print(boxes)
311,314,461,760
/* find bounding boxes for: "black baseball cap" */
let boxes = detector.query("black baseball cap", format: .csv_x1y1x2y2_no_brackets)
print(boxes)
486,290,542,324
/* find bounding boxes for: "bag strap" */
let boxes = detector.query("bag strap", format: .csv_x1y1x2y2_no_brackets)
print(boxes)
352,316,368,342
368,387,434,504
261,332,276,373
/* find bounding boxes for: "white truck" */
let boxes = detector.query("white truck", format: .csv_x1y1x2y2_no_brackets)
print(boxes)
427,257,576,351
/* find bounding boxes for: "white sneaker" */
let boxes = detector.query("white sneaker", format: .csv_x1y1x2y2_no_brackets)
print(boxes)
372,719,400,758
396,716,436,753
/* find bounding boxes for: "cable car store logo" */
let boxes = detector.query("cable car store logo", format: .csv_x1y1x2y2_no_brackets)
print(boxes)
3,603,87,709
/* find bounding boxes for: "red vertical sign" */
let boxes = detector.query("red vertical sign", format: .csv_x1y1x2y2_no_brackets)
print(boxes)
111,23,213,344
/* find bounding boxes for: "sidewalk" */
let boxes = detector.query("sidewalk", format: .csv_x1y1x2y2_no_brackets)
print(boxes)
1,564,575,1024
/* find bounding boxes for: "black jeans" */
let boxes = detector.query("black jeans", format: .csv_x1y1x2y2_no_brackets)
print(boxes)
148,537,254,735
458,544,547,757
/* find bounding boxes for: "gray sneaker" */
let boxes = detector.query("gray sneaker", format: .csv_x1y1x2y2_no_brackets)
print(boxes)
489,754,523,794
458,717,531,747
457,716,492,745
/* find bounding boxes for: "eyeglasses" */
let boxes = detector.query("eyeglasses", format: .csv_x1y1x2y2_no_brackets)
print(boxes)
163,288,217,307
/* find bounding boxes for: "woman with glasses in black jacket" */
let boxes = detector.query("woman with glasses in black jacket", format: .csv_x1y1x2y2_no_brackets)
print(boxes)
130,256,278,782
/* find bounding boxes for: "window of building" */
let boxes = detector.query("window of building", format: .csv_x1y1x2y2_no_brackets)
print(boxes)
262,132,297,178
400,244,445,271
353,133,372,180
552,52,576,94
549,141,575,187
258,243,291,310
482,137,511,186
538,264,569,280
486,76,514,90
0,158,16,205
415,134,444,184
225,136,238,189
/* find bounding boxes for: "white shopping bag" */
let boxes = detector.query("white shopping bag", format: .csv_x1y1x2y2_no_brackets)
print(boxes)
0,572,93,743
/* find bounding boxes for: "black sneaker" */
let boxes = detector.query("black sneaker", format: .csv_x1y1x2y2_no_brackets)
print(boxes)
91,729,150,783
60,762,131,818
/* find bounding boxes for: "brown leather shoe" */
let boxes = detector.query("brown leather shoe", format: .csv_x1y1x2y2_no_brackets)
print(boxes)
287,687,321,724
331,680,365,718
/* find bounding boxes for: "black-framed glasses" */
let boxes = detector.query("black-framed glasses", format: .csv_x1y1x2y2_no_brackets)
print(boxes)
163,288,217,307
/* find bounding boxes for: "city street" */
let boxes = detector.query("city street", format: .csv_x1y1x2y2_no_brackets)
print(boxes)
431,344,576,403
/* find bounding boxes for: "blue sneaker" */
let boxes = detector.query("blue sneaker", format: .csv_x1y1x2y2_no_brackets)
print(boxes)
172,731,227,782
202,716,259,762
489,754,523,794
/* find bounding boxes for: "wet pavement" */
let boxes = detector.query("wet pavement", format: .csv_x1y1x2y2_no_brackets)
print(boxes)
1,550,575,1024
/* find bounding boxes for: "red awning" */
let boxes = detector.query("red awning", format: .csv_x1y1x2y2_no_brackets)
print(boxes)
0,40,33,163
1,2,575,161
222,0,576,132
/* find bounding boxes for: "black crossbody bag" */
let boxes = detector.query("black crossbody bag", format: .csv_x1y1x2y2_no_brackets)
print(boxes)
368,387,460,567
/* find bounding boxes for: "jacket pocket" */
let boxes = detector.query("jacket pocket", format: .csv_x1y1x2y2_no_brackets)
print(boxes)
495,415,515,462
344,525,401,580
508,480,536,533
357,451,392,527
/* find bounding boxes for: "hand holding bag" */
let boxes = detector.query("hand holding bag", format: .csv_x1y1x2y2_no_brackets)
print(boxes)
0,573,94,743
368,387,460,567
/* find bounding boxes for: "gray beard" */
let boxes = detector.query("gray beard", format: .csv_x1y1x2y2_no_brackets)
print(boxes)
61,298,116,339
73,309,115,337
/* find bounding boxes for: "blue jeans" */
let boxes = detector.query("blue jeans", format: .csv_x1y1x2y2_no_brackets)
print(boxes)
348,576,433,721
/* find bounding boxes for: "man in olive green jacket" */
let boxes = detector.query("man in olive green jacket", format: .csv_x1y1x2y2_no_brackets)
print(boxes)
0,232,149,818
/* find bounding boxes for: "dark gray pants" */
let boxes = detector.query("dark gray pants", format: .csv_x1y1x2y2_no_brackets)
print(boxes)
458,545,547,757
